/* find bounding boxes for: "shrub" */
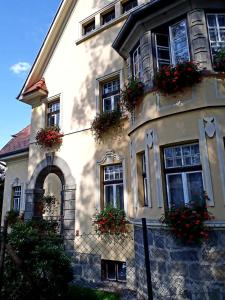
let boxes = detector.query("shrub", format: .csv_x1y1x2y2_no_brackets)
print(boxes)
121,78,144,112
163,204,214,245
155,61,202,94
6,209,20,225
2,219,73,300
93,206,129,236
36,126,63,149
214,48,225,72
91,109,122,142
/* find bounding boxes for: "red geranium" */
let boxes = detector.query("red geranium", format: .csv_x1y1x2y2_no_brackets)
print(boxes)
93,206,129,236
163,203,214,245
36,126,63,149
155,61,202,94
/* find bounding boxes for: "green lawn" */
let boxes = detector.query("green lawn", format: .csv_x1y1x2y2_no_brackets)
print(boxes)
67,286,120,300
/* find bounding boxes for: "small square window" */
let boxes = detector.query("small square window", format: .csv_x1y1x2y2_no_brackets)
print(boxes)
101,260,126,282
83,19,95,35
101,8,115,25
122,0,138,14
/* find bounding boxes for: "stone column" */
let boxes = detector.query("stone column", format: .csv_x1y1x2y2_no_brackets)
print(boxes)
187,9,212,70
140,31,154,88
62,186,76,252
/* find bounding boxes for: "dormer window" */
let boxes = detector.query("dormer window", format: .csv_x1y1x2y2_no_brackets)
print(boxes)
83,19,95,35
154,19,190,68
206,14,225,57
47,100,60,127
122,0,138,14
101,8,115,25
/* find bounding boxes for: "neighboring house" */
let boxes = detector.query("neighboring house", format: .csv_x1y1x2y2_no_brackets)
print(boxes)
1,0,225,298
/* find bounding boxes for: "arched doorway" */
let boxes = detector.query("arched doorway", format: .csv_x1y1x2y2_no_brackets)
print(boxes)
25,156,76,251
33,166,65,233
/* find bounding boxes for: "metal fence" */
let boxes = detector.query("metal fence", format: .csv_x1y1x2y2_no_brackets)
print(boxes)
72,232,137,299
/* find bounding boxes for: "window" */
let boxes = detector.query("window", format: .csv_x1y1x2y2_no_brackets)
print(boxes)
101,8,115,25
141,153,148,207
102,260,126,282
47,101,60,127
131,43,143,79
83,19,95,35
207,14,225,57
154,19,190,68
164,143,204,208
103,164,124,209
12,186,21,211
102,78,120,112
155,34,171,69
122,0,138,14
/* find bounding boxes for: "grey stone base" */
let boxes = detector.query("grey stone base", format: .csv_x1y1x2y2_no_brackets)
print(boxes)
134,226,225,300
72,252,137,298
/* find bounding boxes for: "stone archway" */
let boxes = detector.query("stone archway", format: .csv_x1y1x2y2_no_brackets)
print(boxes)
24,156,76,251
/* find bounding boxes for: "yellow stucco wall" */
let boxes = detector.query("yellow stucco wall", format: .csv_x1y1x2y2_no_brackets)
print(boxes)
3,1,225,231
2,156,28,220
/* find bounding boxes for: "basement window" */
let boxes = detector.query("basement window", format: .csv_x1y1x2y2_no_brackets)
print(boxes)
101,260,126,282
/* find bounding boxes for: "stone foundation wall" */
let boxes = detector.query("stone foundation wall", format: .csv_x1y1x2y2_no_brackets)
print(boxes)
72,252,137,298
134,226,225,300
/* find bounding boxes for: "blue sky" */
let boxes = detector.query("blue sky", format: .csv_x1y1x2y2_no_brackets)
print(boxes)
0,1,61,149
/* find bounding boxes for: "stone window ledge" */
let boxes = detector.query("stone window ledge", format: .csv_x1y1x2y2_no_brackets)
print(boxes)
130,218,225,229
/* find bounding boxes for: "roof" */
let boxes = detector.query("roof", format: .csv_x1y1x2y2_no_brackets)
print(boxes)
22,78,48,96
0,125,31,159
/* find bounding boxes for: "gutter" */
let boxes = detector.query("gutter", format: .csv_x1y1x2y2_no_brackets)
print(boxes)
0,148,29,161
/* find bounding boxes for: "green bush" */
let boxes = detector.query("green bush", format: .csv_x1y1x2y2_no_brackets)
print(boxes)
2,219,73,300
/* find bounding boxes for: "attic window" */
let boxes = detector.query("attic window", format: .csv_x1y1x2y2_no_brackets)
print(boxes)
122,0,138,14
101,8,115,25
83,19,95,35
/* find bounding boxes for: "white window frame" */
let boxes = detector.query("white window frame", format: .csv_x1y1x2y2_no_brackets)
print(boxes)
103,164,124,209
13,186,21,211
47,100,60,127
206,13,225,58
132,43,142,79
155,33,171,69
169,19,190,65
164,143,201,169
102,94,120,112
166,171,204,208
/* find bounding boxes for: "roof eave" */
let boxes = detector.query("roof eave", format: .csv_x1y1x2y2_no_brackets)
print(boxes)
0,148,29,161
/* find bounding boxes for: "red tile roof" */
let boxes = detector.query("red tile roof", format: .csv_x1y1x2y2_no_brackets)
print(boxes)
22,78,48,96
0,125,31,158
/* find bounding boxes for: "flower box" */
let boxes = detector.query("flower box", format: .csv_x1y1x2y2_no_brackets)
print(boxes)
155,61,202,94
121,78,144,113
162,204,214,245
93,206,129,236
36,126,63,149
91,109,122,142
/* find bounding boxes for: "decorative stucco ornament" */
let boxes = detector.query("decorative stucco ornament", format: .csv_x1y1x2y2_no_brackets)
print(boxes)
145,130,154,149
203,117,216,138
